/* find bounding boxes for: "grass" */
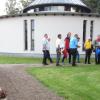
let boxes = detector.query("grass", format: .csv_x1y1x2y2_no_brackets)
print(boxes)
27,65,100,100
0,55,95,64
0,55,42,64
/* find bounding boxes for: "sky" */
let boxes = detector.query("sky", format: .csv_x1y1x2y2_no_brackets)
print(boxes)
0,0,7,15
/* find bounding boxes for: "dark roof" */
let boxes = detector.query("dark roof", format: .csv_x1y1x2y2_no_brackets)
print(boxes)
29,0,87,7
23,0,91,13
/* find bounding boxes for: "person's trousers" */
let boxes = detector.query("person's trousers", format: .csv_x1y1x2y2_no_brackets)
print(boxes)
70,48,77,66
85,49,92,64
95,48,100,64
42,50,48,64
77,51,80,63
67,49,71,63
56,49,61,65
47,50,53,63
62,56,67,63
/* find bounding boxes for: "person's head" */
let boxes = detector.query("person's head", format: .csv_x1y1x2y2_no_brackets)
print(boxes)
77,36,80,41
58,34,62,39
44,34,48,39
74,34,78,39
87,37,91,41
67,32,71,38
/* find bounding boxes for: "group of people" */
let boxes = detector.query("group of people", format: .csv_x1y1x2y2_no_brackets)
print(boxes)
42,33,100,66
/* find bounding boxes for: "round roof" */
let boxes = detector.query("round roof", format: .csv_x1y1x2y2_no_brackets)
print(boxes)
23,0,91,13
29,0,87,7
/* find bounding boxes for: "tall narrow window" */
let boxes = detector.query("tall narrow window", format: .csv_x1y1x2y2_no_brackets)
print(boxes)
90,21,94,41
83,20,87,50
31,20,34,50
24,20,28,50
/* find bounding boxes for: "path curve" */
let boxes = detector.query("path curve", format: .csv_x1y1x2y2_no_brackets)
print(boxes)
0,64,63,100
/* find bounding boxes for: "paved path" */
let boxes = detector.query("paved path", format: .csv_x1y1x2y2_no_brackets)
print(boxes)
0,64,63,100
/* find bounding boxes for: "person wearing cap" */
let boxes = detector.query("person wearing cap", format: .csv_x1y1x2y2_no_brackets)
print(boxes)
56,34,62,66
69,34,79,66
84,37,92,64
93,35,100,64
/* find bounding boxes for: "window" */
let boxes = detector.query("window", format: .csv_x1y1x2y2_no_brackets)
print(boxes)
65,6,71,11
44,6,51,11
83,20,87,50
31,20,34,50
90,21,94,41
71,7,76,12
24,20,28,50
44,6,64,11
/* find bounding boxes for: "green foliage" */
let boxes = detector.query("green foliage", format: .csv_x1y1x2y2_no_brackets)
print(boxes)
5,0,33,15
20,0,32,8
82,0,100,14
6,0,20,15
27,65,100,100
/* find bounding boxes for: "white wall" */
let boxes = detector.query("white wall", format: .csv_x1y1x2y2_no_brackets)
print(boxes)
0,15,100,55
0,17,24,53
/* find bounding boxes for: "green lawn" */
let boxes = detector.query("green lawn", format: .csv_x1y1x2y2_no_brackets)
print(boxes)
0,56,42,64
0,55,95,64
27,65,100,100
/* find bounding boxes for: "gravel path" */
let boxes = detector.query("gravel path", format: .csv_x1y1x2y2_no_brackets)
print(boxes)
0,64,63,100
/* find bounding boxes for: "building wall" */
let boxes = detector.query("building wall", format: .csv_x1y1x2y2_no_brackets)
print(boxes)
0,17,24,53
0,15,100,55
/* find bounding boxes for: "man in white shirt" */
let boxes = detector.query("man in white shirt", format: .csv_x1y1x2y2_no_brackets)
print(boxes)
56,34,62,66
42,34,49,65
42,34,53,65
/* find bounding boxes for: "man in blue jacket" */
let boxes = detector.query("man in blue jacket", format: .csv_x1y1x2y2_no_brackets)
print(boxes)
70,34,79,66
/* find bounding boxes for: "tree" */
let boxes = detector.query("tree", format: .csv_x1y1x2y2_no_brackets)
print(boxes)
82,0,100,14
97,0,100,14
6,0,21,15
20,0,33,8
6,0,33,15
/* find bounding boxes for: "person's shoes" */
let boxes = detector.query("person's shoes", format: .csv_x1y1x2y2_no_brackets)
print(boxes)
56,64,62,66
43,63,48,65
72,64,77,66
88,62,91,64
50,61,53,64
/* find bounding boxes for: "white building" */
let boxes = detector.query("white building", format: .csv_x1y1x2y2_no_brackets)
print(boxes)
0,0,100,57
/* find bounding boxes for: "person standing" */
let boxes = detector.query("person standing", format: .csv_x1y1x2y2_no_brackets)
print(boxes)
62,47,68,64
64,32,71,64
76,37,81,63
56,34,62,66
69,34,79,66
42,34,49,65
84,37,92,64
47,37,53,63
93,35,100,64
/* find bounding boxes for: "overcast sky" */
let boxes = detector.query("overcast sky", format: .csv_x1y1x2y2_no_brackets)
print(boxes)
0,0,7,15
